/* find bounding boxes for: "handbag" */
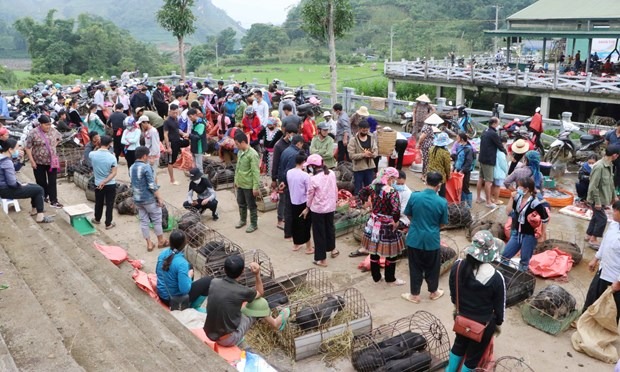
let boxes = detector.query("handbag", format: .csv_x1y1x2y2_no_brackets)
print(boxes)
453,261,488,342
38,126,60,171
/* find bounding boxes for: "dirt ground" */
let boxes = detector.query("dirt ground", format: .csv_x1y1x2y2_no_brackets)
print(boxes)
46,155,615,372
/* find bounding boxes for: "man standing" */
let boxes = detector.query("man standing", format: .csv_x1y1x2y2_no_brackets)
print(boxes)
278,135,305,238
281,104,302,132
130,86,151,111
401,171,448,304
93,84,106,123
528,107,544,156
163,104,188,185
320,111,337,138
333,103,351,162
586,145,620,248
278,92,297,119
184,167,218,220
89,135,117,229
252,90,270,126
583,201,620,322
310,122,336,169
233,131,261,233
187,108,207,170
347,120,377,194
130,146,167,252
476,117,506,208
139,115,161,183
153,82,169,119
107,103,127,162
135,107,165,140
272,125,298,232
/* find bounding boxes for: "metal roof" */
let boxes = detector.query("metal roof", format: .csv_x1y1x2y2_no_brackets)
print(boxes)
508,0,620,21
485,30,620,39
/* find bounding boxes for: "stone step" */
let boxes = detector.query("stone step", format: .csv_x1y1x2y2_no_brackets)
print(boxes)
0,235,82,371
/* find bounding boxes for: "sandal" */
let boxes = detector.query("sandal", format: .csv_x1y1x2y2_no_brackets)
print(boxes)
401,293,421,304
430,289,445,301
348,249,368,258
158,239,169,249
278,308,291,331
330,250,340,258
292,245,302,252
388,279,406,287
36,216,54,224
304,248,315,255
313,261,328,267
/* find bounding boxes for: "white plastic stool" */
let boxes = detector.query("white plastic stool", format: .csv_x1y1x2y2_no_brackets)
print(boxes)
1,198,21,214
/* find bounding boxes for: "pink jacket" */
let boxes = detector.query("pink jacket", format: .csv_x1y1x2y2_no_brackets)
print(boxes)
307,170,338,214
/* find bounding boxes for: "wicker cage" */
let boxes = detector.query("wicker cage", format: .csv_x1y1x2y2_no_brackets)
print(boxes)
334,161,354,182
439,235,459,276
492,356,535,372
466,219,506,241
203,249,274,287
351,311,451,372
261,268,335,310
492,263,536,307
521,282,583,336
536,238,583,265
442,203,473,230
56,145,84,178
73,171,92,190
256,182,277,213
176,213,214,248
184,233,244,278
272,287,372,361
209,165,236,190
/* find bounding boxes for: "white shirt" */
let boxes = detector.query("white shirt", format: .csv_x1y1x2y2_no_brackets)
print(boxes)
325,119,337,136
93,90,105,109
397,185,412,225
253,99,269,126
596,220,620,283
144,127,161,157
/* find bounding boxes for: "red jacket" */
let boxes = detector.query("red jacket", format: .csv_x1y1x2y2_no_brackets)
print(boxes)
301,118,316,143
529,113,543,134
242,115,262,142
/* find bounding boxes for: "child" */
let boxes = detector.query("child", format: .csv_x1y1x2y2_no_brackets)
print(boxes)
576,154,598,201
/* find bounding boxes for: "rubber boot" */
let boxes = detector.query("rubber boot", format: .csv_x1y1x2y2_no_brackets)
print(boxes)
460,365,474,372
191,295,207,313
246,209,258,233
235,207,247,228
463,192,472,208
445,351,464,372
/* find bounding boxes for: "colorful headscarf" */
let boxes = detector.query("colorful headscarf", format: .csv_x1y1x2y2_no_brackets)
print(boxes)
525,150,542,188
374,167,399,186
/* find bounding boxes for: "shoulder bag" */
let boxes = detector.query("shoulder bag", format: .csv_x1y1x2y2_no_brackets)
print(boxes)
39,126,60,171
453,261,488,342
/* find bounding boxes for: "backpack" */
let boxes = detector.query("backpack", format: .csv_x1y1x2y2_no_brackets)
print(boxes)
457,144,476,171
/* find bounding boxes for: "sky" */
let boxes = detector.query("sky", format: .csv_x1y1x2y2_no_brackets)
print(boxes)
211,0,301,29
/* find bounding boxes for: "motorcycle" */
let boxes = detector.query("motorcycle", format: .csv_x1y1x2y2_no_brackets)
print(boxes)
449,105,477,138
544,121,605,164
294,87,322,118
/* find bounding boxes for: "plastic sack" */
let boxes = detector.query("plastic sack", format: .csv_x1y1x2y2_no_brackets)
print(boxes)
572,287,619,363
190,328,242,363
446,172,464,204
236,350,278,372
93,242,128,265
528,248,574,278
132,269,160,301
358,255,386,271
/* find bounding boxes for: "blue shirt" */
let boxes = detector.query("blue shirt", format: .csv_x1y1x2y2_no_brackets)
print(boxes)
404,188,448,250
0,96,8,117
156,249,192,300
605,130,620,146
130,160,159,205
89,149,117,186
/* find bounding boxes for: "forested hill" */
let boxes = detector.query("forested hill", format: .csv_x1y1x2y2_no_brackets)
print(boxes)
0,0,245,56
284,0,537,59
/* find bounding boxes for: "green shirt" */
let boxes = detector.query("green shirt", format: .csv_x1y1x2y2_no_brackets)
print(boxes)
235,102,247,124
234,147,260,190
309,135,336,168
404,188,448,251
193,122,205,154
144,111,165,128
587,157,616,206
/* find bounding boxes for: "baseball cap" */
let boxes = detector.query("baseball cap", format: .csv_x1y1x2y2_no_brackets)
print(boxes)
137,115,150,124
189,167,203,181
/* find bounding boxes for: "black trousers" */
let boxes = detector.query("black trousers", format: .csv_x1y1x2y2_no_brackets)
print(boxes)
370,254,398,283
236,187,257,211
451,320,496,369
508,153,524,175
407,248,440,295
337,140,350,162
0,183,45,213
94,184,116,226
113,136,123,162
32,165,58,204
291,202,311,245
96,109,106,124
462,171,471,195
586,204,607,238
183,199,218,215
125,150,136,170
583,270,620,323
312,211,335,261
283,188,293,239
388,139,408,170
160,276,212,308
614,157,620,188
438,183,447,198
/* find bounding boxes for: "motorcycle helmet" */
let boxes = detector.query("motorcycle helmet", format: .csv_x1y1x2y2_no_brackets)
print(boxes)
54,83,62,89
245,107,255,116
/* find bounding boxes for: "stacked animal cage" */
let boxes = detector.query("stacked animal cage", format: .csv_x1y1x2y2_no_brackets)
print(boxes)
273,287,372,361
351,311,451,372
57,145,84,179
203,249,274,287
184,230,244,279
521,281,583,335
492,262,536,307
176,211,217,248
203,159,236,190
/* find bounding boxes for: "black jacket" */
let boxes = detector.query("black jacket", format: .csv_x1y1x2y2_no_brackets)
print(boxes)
449,260,506,326
271,137,290,181
152,89,168,117
478,126,505,165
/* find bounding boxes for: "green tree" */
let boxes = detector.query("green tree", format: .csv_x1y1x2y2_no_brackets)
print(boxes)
156,0,197,80
216,27,236,56
241,23,289,55
244,42,264,59
186,44,216,72
301,0,354,103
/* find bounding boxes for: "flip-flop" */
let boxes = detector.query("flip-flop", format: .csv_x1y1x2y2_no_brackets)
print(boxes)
430,289,445,301
292,245,302,252
313,261,328,267
401,293,420,304
276,224,285,231
348,249,368,258
158,239,169,248
388,279,406,287
330,250,340,258
304,248,315,255
278,308,290,331
36,216,54,223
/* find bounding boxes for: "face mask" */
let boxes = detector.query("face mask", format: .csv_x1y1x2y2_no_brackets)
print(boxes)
192,178,201,184
11,150,19,159
307,166,314,174
393,183,406,192
227,99,233,103
516,188,525,196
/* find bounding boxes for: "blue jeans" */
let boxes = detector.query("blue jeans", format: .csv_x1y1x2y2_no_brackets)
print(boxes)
502,233,537,270
354,169,375,194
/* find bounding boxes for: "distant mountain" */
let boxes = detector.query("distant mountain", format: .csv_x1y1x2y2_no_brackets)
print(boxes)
0,0,245,53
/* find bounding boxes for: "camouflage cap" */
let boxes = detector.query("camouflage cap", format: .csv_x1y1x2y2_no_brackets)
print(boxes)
466,230,499,263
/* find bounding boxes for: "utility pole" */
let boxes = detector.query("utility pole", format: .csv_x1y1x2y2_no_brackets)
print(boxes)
390,25,394,62
215,42,219,68
492,5,502,54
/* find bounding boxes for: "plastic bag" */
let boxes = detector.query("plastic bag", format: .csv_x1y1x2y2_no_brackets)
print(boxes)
446,172,464,204
528,248,574,278
572,287,619,363
132,269,159,301
93,242,128,265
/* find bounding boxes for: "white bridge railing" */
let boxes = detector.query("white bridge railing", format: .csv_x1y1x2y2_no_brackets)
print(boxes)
384,61,620,95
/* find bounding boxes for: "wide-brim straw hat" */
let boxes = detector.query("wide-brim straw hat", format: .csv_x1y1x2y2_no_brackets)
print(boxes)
415,94,431,103
511,139,528,154
424,113,444,125
356,106,370,116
